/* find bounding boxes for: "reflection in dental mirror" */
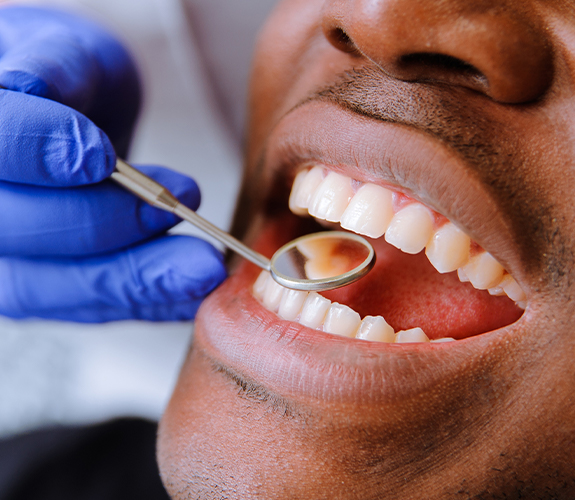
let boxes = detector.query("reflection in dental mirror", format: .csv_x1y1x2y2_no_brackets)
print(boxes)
271,232,375,291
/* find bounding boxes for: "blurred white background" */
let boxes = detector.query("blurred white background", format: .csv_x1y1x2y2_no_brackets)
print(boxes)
0,0,276,436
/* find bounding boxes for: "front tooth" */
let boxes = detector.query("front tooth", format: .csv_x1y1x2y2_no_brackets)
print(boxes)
430,337,456,343
385,203,434,254
262,277,286,312
356,315,395,343
278,289,308,321
425,223,470,273
299,292,331,329
460,251,504,290
289,166,324,213
308,171,354,222
340,184,394,238
288,170,312,215
253,270,269,299
395,327,430,343
323,303,361,337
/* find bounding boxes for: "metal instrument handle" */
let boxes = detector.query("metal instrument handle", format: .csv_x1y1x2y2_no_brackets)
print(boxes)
111,159,271,271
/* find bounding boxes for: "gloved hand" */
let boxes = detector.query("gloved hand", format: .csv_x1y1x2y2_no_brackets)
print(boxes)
0,6,227,322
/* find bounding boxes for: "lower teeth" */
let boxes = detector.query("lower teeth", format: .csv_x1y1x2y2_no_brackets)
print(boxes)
253,271,456,344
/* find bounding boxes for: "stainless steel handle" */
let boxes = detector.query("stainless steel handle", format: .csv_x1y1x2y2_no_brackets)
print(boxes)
111,159,271,271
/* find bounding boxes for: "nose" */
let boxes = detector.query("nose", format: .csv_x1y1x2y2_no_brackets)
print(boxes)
321,0,553,103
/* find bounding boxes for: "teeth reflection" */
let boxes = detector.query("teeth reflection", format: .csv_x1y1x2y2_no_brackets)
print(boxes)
340,184,394,238
356,316,395,343
278,288,308,321
385,203,434,254
323,303,361,337
300,292,331,329
308,171,354,222
395,328,430,343
425,223,470,273
297,238,351,280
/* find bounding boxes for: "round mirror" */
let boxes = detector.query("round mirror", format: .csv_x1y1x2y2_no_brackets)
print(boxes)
270,231,375,291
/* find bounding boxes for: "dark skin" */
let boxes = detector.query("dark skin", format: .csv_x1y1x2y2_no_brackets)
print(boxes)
158,0,575,498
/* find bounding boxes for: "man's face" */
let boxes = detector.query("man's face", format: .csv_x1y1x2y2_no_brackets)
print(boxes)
158,0,575,497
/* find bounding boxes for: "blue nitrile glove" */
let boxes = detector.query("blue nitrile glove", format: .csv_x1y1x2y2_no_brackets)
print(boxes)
0,6,227,322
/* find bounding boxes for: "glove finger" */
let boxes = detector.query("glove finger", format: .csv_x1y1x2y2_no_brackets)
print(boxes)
0,235,227,322
0,6,140,155
0,90,115,186
0,167,200,257
0,165,200,256
0,27,101,113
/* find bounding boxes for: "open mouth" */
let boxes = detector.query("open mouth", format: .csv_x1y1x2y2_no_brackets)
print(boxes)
251,164,525,344
192,100,532,406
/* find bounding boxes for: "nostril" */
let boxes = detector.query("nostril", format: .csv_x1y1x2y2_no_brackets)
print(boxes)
400,53,482,76
395,52,489,93
326,27,360,55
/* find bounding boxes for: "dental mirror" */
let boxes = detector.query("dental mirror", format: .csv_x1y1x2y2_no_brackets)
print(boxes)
112,160,375,291
270,231,374,291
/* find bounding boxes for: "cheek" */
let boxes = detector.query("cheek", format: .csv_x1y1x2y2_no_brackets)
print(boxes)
247,0,325,164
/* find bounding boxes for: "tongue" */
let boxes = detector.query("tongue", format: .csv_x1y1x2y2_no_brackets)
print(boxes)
322,237,522,340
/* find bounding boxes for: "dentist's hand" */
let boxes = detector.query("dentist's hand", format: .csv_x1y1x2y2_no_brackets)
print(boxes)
0,6,227,322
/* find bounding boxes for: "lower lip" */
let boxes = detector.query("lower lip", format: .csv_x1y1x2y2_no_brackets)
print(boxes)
194,256,518,405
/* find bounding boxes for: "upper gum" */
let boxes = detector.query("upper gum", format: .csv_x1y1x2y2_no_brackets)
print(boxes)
294,165,458,234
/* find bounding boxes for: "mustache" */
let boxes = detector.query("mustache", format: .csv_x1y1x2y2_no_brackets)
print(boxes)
304,66,499,168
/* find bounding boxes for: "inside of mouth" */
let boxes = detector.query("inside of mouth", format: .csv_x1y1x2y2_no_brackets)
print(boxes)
252,166,525,343
320,237,522,340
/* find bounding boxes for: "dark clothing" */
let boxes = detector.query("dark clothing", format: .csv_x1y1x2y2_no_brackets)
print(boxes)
0,418,170,500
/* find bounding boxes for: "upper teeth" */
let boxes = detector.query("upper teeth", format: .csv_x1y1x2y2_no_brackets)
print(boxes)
288,166,526,307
